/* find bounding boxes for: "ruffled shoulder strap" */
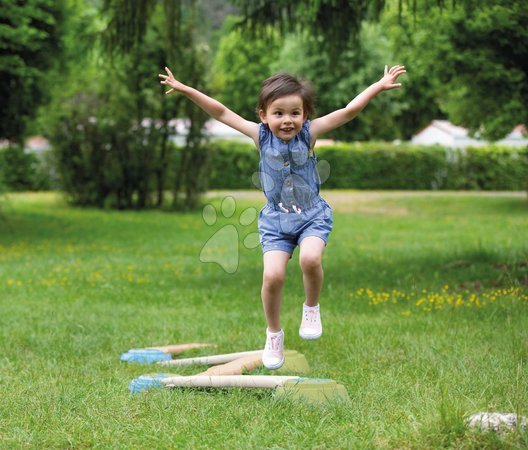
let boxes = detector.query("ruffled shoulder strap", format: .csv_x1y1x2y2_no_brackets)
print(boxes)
258,123,271,149
299,120,311,148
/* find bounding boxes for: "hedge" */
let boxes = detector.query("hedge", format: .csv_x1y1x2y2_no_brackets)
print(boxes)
0,146,52,192
207,140,528,191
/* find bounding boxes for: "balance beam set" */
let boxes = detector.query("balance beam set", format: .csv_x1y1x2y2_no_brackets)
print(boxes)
122,343,349,403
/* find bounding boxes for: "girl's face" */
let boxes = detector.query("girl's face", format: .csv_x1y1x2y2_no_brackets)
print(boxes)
259,95,306,142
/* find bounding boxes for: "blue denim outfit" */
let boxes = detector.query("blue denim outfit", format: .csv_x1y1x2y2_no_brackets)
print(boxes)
258,120,333,254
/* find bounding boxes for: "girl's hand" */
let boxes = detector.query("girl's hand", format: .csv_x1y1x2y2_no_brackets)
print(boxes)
158,66,186,95
379,65,406,90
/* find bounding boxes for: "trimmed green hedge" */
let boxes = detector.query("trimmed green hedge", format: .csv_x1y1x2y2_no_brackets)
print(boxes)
208,140,260,189
207,140,528,190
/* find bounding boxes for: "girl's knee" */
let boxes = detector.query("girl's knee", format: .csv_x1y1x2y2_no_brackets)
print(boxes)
300,253,322,273
263,269,286,289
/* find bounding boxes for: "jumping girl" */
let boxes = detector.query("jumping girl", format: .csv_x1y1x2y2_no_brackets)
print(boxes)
159,64,406,369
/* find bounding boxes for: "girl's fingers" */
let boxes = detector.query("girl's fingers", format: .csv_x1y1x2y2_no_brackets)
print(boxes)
387,65,404,71
165,66,175,78
165,88,175,95
389,68,406,80
384,65,405,77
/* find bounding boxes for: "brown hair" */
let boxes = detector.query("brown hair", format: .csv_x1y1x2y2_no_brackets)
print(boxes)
257,73,315,120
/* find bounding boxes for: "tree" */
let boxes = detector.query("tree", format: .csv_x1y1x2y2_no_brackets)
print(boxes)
231,0,385,53
269,23,405,141
0,0,65,143
212,17,281,121
100,0,211,210
223,0,435,140
43,0,211,209
211,15,408,140
386,0,528,140
233,0,527,140
381,4,445,139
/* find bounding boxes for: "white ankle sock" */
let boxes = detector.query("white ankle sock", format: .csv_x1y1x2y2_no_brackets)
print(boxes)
267,328,283,336
303,303,320,311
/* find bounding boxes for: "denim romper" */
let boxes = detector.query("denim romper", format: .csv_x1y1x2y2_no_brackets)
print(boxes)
257,120,333,254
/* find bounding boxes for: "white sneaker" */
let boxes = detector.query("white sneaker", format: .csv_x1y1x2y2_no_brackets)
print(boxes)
299,304,322,340
262,329,284,370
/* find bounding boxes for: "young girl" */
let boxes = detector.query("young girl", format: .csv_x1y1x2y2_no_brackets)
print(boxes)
159,65,406,369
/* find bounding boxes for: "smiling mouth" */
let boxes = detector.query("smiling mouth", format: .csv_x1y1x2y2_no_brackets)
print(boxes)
281,128,294,133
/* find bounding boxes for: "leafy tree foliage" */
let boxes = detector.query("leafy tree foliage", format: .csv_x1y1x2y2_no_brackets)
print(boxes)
270,23,405,141
211,16,406,140
231,0,385,52
47,65,163,208
380,5,445,139
232,0,527,140
389,0,527,140
42,0,211,209
212,18,281,121
231,0,473,43
0,146,48,191
101,0,211,210
0,0,64,143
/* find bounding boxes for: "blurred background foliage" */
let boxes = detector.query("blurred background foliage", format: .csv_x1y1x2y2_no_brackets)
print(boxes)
0,0,526,208
206,140,528,191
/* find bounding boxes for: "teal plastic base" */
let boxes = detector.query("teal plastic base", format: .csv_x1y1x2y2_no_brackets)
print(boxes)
129,373,174,394
120,349,172,364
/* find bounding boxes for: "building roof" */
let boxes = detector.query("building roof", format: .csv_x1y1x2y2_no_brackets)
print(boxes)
412,120,527,147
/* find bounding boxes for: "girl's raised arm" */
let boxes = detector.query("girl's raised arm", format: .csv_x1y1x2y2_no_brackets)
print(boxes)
159,67,259,146
310,65,406,142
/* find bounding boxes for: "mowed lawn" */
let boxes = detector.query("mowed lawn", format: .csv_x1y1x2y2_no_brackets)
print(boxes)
0,191,527,449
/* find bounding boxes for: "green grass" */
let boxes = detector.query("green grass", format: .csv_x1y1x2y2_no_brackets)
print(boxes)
0,191,527,449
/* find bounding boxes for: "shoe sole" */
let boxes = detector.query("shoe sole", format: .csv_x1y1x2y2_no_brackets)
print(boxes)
299,330,322,340
263,358,285,370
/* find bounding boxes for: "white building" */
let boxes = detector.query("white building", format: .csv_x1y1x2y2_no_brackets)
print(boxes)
411,120,528,148
168,118,254,146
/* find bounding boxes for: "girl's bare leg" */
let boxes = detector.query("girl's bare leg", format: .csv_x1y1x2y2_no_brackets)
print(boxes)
261,250,290,332
299,236,326,307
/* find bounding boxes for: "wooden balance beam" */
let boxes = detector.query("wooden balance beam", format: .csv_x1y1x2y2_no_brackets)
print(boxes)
129,374,349,403
122,345,310,374
120,343,214,364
